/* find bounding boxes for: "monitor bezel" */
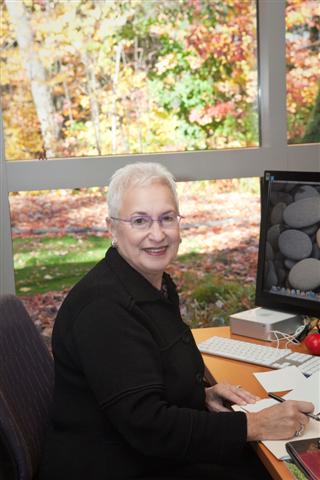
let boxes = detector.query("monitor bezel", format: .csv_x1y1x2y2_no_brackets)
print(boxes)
255,170,320,318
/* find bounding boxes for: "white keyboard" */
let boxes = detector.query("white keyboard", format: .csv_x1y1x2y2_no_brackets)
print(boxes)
197,336,320,377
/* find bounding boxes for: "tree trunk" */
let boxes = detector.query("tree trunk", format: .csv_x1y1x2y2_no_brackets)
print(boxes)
5,0,59,158
81,50,102,156
111,42,122,154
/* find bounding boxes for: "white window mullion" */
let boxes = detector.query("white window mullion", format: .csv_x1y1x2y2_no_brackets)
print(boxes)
258,0,287,164
0,105,15,295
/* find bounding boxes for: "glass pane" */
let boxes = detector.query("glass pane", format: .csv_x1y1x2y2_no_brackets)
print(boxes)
1,0,258,160
286,0,320,144
10,179,259,335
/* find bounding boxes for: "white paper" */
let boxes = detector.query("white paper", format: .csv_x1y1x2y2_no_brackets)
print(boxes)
238,397,277,412
254,366,308,393
284,371,320,414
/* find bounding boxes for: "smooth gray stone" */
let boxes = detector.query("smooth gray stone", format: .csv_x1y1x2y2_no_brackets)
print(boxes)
284,258,297,269
265,260,278,289
288,258,320,290
271,202,286,225
270,191,293,206
274,257,284,269
284,183,296,192
312,243,320,260
267,224,281,250
266,241,274,260
295,185,320,201
278,229,312,260
283,196,320,228
302,223,319,235
275,251,285,262
317,228,320,248
271,184,285,191
275,266,286,285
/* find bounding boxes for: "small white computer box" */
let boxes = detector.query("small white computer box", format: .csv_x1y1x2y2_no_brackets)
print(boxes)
230,307,303,341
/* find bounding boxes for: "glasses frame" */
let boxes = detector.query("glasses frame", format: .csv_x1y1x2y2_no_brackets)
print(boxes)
110,212,184,230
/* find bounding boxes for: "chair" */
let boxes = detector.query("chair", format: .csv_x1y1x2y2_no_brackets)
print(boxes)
0,294,54,480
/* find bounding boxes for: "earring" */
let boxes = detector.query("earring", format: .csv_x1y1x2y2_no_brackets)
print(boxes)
112,238,118,248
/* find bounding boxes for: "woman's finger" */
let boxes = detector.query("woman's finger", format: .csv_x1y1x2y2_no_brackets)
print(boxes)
219,384,259,405
233,387,260,403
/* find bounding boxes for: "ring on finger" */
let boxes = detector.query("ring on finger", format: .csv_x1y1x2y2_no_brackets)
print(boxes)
295,424,304,437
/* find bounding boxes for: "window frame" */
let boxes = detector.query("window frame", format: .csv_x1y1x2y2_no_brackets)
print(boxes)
1,0,319,294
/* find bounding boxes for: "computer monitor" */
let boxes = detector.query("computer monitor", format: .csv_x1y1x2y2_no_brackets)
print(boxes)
255,170,320,319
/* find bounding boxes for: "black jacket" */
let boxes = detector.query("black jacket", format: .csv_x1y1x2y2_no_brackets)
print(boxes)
39,247,247,479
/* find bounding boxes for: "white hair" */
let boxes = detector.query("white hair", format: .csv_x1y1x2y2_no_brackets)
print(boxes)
107,162,178,217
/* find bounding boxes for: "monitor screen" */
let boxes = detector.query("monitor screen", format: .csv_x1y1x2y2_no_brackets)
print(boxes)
255,170,320,318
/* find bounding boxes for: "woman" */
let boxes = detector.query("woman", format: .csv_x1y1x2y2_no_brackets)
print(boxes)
39,162,313,479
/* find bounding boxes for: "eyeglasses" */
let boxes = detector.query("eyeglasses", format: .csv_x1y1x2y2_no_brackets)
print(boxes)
110,212,184,230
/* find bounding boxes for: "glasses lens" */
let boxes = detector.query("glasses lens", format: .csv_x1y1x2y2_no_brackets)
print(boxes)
160,213,179,228
130,215,151,229
130,213,180,229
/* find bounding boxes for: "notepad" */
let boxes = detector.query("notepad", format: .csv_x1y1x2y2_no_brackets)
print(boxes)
254,366,308,393
253,367,320,414
283,372,320,414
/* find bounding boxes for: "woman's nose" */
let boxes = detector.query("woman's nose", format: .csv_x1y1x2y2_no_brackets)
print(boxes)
148,220,166,240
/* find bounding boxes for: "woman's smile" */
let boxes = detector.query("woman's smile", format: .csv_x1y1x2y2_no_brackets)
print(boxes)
142,246,168,256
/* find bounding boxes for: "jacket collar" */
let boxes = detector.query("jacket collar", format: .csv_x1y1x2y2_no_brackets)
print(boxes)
105,247,177,304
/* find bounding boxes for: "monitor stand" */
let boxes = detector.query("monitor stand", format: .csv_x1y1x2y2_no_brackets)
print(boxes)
229,307,304,341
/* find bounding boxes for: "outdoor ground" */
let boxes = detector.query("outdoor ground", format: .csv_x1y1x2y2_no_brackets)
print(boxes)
9,180,261,338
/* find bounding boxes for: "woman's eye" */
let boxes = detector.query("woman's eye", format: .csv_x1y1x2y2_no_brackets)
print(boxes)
132,216,148,226
162,214,175,223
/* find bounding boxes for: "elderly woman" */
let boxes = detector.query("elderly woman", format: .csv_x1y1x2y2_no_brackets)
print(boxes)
39,162,313,480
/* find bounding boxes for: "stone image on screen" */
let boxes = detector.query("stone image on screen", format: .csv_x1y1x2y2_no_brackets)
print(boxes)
264,182,320,296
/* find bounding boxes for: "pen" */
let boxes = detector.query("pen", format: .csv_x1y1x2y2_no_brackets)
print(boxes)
268,392,320,421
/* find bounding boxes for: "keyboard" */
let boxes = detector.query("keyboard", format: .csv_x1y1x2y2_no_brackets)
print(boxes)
197,336,320,377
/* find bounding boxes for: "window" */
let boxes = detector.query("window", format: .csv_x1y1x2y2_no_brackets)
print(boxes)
286,0,320,144
1,0,258,160
1,1,319,297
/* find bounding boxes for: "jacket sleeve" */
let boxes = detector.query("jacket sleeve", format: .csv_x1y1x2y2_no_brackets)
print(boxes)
73,298,247,464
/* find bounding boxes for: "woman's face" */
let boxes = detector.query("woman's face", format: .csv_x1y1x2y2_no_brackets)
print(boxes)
111,182,181,289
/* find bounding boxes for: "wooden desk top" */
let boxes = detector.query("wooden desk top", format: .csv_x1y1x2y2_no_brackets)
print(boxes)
192,326,309,480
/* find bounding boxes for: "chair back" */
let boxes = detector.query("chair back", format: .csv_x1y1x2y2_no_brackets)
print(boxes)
0,294,54,480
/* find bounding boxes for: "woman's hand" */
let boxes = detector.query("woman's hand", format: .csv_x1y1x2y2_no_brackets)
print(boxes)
246,400,314,441
205,383,260,412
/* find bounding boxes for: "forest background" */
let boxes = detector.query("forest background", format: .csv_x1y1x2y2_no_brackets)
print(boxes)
1,0,319,159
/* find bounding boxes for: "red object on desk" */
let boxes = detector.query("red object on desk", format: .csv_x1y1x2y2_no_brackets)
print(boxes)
304,333,320,356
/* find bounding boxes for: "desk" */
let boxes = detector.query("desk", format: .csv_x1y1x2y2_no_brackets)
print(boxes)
192,326,310,480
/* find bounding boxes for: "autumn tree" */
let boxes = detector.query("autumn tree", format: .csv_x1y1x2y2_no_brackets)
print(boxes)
0,0,318,160
4,0,59,157
286,0,320,143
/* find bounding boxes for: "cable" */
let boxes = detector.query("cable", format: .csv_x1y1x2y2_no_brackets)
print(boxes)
270,323,309,349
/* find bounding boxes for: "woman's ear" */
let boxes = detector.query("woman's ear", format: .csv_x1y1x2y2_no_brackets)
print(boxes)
106,217,118,247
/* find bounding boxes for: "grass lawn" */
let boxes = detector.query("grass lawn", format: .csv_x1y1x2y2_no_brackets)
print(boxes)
13,234,256,327
14,235,111,295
